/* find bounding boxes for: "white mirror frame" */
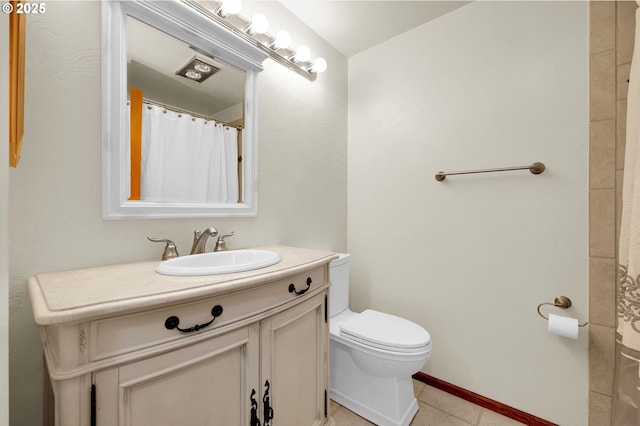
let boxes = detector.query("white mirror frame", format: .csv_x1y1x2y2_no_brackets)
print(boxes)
101,0,268,219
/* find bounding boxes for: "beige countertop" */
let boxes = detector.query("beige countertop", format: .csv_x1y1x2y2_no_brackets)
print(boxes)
28,246,337,325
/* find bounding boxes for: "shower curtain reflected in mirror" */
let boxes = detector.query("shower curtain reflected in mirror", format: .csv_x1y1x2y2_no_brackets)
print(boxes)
614,2,640,424
130,104,240,204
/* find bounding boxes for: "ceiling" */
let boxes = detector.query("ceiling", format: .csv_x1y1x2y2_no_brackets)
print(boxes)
278,1,470,57
125,1,473,108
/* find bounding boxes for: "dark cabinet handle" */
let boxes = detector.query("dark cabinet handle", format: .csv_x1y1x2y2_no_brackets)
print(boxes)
164,305,223,333
288,277,312,295
263,380,273,426
250,388,261,426
249,382,274,426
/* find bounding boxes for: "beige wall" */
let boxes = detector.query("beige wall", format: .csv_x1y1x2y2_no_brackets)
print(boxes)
348,2,589,424
8,2,347,424
589,1,637,424
1,9,10,426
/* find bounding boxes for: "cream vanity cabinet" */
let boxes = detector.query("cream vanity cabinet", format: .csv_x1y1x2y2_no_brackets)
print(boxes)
28,246,336,426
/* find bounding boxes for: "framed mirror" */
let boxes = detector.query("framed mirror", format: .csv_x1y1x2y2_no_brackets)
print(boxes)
102,0,268,219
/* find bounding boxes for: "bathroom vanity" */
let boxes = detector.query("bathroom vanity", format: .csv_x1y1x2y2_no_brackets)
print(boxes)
28,246,336,426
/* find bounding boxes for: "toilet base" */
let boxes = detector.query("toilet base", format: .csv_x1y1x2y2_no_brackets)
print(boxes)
330,338,422,426
331,387,418,426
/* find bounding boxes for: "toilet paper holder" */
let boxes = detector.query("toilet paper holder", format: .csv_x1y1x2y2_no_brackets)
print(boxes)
536,296,588,327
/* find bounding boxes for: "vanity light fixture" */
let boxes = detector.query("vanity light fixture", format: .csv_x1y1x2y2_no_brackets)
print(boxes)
176,57,220,83
216,0,241,18
270,30,292,50
245,13,269,35
292,45,311,63
309,57,328,74
186,0,327,81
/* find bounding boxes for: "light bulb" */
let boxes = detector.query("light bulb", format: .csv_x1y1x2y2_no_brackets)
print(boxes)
249,13,269,34
194,63,211,73
311,57,327,73
293,45,311,63
272,30,291,50
185,70,202,80
218,0,241,17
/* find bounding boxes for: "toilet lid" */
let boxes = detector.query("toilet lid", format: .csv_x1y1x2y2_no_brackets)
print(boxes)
339,310,431,353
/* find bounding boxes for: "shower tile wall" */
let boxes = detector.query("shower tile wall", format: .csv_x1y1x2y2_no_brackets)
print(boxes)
589,2,636,424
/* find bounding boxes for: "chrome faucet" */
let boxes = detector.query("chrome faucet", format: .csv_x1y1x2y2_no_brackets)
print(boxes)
190,227,218,255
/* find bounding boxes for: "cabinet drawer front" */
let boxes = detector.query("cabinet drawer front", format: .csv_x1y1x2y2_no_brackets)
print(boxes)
90,266,327,361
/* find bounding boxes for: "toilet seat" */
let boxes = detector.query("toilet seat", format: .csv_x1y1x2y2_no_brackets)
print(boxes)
339,309,431,354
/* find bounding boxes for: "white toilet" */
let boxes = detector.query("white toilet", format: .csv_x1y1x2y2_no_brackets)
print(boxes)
329,253,432,426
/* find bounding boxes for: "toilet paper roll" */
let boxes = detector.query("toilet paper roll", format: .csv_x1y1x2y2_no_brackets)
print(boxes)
548,313,579,339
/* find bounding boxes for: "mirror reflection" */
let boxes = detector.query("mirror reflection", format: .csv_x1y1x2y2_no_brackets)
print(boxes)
126,16,246,204
102,0,267,219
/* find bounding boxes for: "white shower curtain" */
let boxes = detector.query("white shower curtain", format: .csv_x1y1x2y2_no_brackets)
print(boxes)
139,105,239,203
614,2,640,424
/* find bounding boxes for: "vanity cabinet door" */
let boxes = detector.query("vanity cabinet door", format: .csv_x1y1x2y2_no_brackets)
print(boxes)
93,324,260,426
260,291,329,426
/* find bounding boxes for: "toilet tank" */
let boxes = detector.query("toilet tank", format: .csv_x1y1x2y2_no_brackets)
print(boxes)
329,253,350,317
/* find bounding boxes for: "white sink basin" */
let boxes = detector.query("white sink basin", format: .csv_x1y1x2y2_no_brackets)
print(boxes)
156,249,281,276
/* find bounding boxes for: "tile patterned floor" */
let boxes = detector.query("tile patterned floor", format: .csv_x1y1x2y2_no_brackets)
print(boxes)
331,379,525,426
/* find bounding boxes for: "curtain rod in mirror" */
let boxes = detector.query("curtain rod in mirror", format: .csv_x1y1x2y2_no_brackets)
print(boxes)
127,96,244,129
184,0,327,81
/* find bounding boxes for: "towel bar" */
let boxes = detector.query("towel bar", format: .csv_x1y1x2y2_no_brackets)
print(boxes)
435,162,545,181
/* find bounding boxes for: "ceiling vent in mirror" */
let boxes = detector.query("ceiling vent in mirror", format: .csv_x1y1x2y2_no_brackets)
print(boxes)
176,57,221,83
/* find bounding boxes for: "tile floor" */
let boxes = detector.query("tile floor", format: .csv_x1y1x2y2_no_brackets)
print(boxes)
331,379,526,426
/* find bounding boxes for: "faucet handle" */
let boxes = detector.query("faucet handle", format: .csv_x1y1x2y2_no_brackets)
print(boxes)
147,237,179,260
214,231,235,252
